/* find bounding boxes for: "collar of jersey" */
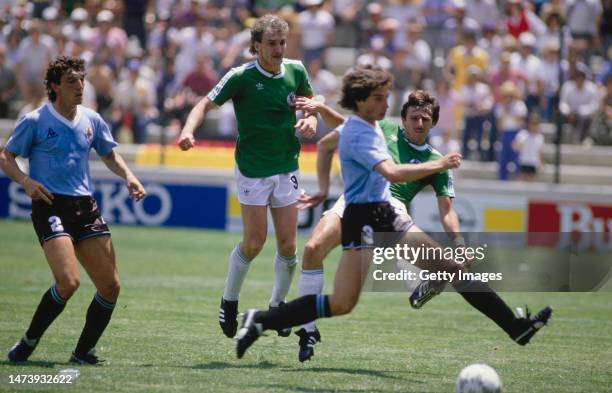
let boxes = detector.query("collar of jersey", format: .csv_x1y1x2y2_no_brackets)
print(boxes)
46,103,82,128
400,130,430,151
255,59,286,79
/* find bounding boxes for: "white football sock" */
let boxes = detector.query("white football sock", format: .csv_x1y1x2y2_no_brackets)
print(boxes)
222,244,251,301
269,253,297,307
298,268,324,332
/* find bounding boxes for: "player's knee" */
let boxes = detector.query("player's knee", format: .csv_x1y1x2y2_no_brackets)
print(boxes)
99,279,121,303
277,239,296,258
329,295,357,316
241,239,265,260
302,240,325,269
56,277,80,299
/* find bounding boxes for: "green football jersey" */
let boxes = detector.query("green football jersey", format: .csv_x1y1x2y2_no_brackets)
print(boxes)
379,119,455,208
207,59,314,178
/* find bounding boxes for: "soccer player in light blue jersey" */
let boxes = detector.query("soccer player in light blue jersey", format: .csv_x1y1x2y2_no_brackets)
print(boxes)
0,56,146,365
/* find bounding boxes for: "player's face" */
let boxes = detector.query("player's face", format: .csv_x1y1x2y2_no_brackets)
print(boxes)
54,69,85,107
402,106,434,145
255,29,287,72
356,86,390,124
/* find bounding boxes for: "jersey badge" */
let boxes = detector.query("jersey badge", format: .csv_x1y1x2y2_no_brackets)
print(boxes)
286,91,296,107
46,128,58,140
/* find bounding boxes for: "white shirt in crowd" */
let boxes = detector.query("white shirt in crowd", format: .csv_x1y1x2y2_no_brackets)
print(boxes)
298,8,335,50
515,129,544,166
495,99,527,130
559,79,600,117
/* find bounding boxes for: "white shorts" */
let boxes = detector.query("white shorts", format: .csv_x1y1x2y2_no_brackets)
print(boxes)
325,194,411,221
235,167,301,208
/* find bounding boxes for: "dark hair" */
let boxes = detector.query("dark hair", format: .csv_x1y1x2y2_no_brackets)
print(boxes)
249,14,289,55
400,90,440,125
44,56,85,102
338,65,393,112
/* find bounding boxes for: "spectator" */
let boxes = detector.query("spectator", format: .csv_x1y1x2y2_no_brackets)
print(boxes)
566,0,603,55
357,36,393,72
62,7,94,43
495,81,527,180
504,0,545,39
87,56,115,121
446,29,489,91
297,0,335,67
431,77,461,155
15,19,54,103
478,22,503,72
458,65,494,160
0,43,17,117
513,112,545,181
420,0,452,49
359,2,385,50
182,52,217,98
559,64,600,143
401,22,432,74
465,0,498,29
535,40,562,121
489,51,528,103
441,0,480,51
511,32,542,115
173,14,215,85
112,59,158,144
90,10,128,68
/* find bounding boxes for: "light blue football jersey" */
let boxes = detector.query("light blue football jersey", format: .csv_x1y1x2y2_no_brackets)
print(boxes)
338,115,391,204
5,104,117,196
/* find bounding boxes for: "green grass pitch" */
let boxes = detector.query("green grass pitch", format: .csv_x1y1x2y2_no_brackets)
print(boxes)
1,219,611,392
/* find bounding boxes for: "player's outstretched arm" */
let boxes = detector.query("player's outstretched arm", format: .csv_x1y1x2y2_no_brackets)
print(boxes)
0,148,53,205
295,96,344,130
100,150,146,201
437,196,464,246
298,130,339,209
178,97,218,151
375,152,462,183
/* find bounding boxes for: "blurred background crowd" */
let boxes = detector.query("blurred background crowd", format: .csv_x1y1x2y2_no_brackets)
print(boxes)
0,0,610,181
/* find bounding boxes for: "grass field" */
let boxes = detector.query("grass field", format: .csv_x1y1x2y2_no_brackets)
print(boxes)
1,218,611,393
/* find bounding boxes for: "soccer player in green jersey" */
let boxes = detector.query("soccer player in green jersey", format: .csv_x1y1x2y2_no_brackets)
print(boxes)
288,90,551,362
178,15,318,338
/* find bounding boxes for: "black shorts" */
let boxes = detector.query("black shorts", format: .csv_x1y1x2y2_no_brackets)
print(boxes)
341,202,412,250
519,164,537,174
31,194,110,245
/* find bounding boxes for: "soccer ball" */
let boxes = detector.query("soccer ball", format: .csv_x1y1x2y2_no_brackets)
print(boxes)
455,364,502,393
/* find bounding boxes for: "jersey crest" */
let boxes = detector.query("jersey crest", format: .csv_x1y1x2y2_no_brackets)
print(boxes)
286,91,296,107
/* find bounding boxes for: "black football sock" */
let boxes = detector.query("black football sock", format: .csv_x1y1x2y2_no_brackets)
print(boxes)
453,280,519,337
74,293,115,356
255,294,331,331
25,285,67,343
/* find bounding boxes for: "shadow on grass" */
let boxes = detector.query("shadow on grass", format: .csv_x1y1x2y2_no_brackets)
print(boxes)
0,360,57,368
255,383,429,393
186,360,279,370
280,366,421,382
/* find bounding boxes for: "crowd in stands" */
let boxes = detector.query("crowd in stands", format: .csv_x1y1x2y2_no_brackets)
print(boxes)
0,0,610,180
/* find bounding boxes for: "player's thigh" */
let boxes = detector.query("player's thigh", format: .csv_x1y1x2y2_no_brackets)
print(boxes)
75,235,120,300
240,204,269,254
401,225,462,273
42,236,81,295
302,213,342,269
329,249,367,315
270,203,298,255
